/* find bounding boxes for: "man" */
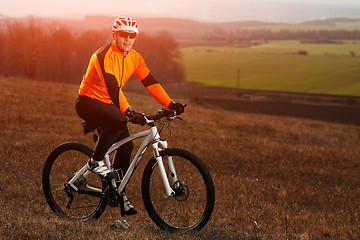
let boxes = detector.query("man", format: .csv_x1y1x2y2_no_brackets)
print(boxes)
75,16,185,215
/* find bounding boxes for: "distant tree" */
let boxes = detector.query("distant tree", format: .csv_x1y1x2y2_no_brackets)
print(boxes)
134,31,185,83
0,19,185,85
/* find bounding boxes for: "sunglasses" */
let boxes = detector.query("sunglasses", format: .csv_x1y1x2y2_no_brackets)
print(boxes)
117,31,137,39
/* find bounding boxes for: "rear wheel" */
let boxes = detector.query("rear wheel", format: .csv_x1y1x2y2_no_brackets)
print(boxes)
141,148,215,231
42,142,107,220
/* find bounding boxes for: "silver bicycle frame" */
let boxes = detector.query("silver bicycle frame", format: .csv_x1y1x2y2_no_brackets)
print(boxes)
67,124,176,196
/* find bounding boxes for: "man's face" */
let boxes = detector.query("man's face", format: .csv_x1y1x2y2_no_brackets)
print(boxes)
114,31,137,53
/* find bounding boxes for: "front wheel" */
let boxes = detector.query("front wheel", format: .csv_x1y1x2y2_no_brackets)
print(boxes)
141,148,215,231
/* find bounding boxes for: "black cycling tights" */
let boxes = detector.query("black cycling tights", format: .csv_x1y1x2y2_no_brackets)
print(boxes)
75,96,133,173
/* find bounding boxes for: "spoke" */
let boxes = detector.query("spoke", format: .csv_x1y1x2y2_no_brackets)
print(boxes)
180,202,192,227
157,194,173,216
191,186,206,192
53,185,65,192
60,152,73,177
67,204,99,210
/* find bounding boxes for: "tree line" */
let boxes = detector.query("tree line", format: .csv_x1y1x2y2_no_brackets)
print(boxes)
0,18,185,84
203,28,360,43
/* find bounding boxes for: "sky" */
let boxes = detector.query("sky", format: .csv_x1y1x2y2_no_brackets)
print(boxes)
1,0,360,23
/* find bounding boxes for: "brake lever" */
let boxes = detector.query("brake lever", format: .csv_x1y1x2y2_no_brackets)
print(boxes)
165,116,183,121
166,115,176,121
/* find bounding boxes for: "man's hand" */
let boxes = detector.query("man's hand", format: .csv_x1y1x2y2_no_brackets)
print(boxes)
125,108,147,126
169,101,186,115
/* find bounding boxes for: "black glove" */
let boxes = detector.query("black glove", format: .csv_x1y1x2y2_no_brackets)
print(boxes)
125,108,147,126
169,101,185,115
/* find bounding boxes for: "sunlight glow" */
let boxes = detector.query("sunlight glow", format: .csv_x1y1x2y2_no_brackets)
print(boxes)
1,0,360,23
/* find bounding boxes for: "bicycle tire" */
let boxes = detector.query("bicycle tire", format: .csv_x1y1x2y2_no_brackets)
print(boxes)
42,142,107,220
141,148,215,231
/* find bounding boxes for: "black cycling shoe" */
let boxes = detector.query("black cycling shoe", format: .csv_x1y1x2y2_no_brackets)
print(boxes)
120,193,138,216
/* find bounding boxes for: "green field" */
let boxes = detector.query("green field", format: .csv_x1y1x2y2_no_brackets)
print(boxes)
245,20,360,31
180,41,360,96
247,23,360,31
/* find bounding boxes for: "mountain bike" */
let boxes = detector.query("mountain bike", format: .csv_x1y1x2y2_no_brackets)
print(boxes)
42,108,215,232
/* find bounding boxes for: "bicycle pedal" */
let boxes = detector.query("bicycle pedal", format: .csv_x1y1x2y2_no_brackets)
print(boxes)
104,184,121,207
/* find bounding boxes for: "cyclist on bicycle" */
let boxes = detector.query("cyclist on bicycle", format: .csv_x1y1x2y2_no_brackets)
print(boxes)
75,16,185,215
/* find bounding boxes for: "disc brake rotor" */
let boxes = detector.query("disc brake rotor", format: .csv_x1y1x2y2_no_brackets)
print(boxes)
172,181,189,202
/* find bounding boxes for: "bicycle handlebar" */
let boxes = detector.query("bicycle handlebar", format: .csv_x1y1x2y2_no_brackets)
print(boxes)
145,104,187,122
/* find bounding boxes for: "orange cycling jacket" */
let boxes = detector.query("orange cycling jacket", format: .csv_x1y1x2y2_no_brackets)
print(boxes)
78,41,172,114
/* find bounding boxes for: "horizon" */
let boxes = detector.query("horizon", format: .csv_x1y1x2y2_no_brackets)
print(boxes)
1,0,360,24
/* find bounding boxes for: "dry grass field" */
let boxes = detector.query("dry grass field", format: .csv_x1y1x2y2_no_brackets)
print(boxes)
1,76,359,239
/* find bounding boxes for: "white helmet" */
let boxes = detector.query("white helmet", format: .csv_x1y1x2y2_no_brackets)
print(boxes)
112,16,139,34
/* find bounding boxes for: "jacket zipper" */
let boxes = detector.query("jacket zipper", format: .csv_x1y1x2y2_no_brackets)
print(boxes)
120,55,126,88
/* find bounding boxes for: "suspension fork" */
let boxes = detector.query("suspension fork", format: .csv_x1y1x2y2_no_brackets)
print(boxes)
157,140,179,183
153,145,175,196
166,155,178,183
159,139,179,184
151,126,176,196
